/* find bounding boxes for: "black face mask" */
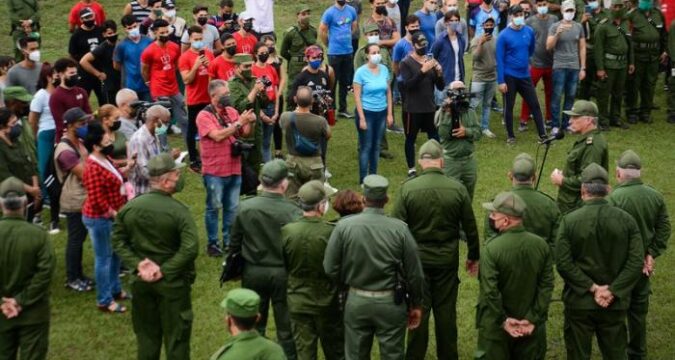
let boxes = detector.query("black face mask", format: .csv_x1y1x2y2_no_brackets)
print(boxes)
221,13,232,20
483,0,492,4
197,17,208,26
414,47,426,56
110,120,122,131
296,96,313,108
51,78,61,87
484,27,495,35
8,123,22,140
158,35,170,43
64,75,80,88
243,22,253,32
375,5,388,15
100,144,115,156
257,53,269,63
337,0,347,6
225,45,237,56
218,95,231,108
106,34,118,43
83,19,96,28
488,217,499,233
267,46,276,54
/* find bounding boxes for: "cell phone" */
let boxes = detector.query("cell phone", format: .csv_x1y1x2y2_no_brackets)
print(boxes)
199,49,205,56
425,53,433,61
584,5,592,13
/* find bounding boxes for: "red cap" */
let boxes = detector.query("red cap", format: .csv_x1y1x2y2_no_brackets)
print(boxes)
304,45,323,58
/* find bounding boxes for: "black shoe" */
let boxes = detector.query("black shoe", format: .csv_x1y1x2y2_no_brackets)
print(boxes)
189,161,202,174
407,169,417,178
207,244,224,257
639,115,653,124
627,115,638,124
379,150,395,159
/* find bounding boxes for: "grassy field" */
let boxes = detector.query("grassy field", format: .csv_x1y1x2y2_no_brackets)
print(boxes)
1,0,674,358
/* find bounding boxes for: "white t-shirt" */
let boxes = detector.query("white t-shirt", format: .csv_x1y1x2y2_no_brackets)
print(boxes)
245,0,275,33
30,89,56,133
181,24,220,50
451,38,460,81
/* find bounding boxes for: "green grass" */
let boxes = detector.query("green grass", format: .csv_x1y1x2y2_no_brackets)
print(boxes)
1,0,674,358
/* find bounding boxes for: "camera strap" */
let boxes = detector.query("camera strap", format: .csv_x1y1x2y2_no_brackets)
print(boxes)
204,104,231,128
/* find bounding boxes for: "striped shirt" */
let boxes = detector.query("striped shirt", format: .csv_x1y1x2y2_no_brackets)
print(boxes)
129,0,151,23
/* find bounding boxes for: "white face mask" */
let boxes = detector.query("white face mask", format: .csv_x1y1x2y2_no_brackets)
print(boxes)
367,35,380,44
165,9,176,18
512,16,525,26
447,5,458,11
563,11,575,21
537,6,548,15
28,50,40,62
427,3,437,11
370,53,382,64
389,0,398,4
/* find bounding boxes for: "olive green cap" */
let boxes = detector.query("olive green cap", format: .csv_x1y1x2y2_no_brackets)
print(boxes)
363,23,380,34
482,191,526,217
419,139,443,160
363,175,389,200
511,153,535,177
611,0,624,5
233,53,253,64
581,163,609,184
220,288,260,318
616,149,641,170
296,4,311,14
298,180,336,206
147,153,186,177
0,177,26,197
3,86,32,103
563,100,599,117
259,159,288,184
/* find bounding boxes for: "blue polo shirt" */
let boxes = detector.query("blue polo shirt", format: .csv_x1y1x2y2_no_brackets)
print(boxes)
113,36,153,92
431,31,466,84
415,9,438,46
321,5,358,55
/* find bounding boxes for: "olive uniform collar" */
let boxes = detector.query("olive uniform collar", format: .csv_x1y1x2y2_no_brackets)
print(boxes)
502,224,526,234
616,178,643,188
583,198,608,206
575,128,601,144
512,184,535,191
363,207,385,215
261,191,285,199
0,215,26,221
419,167,444,176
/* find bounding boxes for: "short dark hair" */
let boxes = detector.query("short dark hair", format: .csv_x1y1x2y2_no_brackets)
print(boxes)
231,315,257,331
221,33,235,43
519,0,532,6
253,41,268,55
187,25,203,36
260,34,275,44
406,14,420,25
36,62,53,90
582,183,609,197
152,19,170,30
18,36,39,50
364,196,388,208
219,0,234,7
483,17,496,25
535,0,547,3
0,56,15,71
53,58,78,73
444,10,461,22
193,4,208,14
121,14,137,27
83,121,106,152
102,19,117,32
364,43,380,55
0,108,13,129
148,0,163,7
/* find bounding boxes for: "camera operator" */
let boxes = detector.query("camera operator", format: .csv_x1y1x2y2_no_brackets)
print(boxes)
436,80,482,200
115,88,139,139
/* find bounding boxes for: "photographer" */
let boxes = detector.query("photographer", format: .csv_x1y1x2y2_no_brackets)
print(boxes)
197,79,255,257
437,80,482,199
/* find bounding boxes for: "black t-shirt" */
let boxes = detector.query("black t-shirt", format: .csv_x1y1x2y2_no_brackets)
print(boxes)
288,67,331,108
91,41,121,86
399,56,445,113
69,27,103,61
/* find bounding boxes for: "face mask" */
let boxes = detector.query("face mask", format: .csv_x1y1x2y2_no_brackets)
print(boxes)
218,95,231,108
513,16,525,26
389,0,398,4
165,9,176,18
376,5,388,16
158,35,170,43
257,53,269,63
449,23,462,33
241,69,252,79
415,47,426,56
488,217,499,233
100,143,114,156
173,173,185,192
367,35,380,44
197,17,208,26
300,17,311,26
369,53,382,64
225,45,237,56
28,50,40,62
537,6,548,15
268,46,276,54
155,122,168,136
222,12,232,20
309,59,322,69
296,96,313,107
83,19,96,28
106,34,118,43
191,41,205,50
64,75,80,88
447,5,458,11
638,0,652,11
427,3,436,11
337,0,347,6
611,9,625,18
588,1,599,9
110,120,122,131
524,11,531,18
76,126,88,139
51,77,61,87
8,124,22,140
563,12,575,21
484,27,494,35
243,22,253,32
129,27,140,38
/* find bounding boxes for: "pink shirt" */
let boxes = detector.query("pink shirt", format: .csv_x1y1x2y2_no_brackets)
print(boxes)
196,106,242,177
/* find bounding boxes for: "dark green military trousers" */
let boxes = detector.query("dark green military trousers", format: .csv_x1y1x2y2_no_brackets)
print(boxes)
564,308,628,360
626,59,659,120
290,309,345,360
242,265,296,360
131,279,192,360
577,56,598,101
444,155,478,200
596,68,628,127
627,275,650,360
406,266,459,360
474,325,546,360
0,322,49,360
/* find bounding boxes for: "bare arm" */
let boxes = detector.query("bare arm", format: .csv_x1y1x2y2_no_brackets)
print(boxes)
141,62,150,83
319,23,329,47
80,52,104,79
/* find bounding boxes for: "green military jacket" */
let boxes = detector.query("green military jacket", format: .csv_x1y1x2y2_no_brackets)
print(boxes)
354,47,393,81
557,129,608,214
392,167,480,268
608,179,671,258
323,207,425,306
583,9,609,50
281,216,339,314
476,225,553,340
112,190,199,285
228,75,264,144
7,0,40,28
437,109,482,159
626,7,667,60
594,18,633,70
555,198,643,310
0,216,55,329
230,192,302,267
210,330,286,360
0,136,37,185
281,24,318,64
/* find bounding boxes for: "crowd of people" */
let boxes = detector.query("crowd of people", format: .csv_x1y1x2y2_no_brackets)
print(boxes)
0,0,673,359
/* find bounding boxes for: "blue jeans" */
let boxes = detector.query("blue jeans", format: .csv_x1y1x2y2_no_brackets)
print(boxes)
551,68,580,130
203,174,241,248
355,109,387,184
470,81,497,130
261,103,275,163
82,216,121,306
37,129,55,199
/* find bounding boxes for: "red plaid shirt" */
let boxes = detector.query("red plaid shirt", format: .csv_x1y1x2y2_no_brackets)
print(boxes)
82,156,127,219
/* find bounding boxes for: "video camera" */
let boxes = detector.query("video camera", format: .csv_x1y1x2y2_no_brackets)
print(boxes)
311,89,333,117
444,87,474,114
130,97,173,127
259,75,273,88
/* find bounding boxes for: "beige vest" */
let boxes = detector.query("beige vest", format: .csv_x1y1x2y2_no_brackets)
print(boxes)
54,140,87,212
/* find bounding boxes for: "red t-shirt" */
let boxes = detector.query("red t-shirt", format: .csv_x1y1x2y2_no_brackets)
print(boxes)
140,41,181,98
196,106,243,177
251,63,279,102
208,56,237,81
233,32,258,55
68,1,106,28
179,49,215,105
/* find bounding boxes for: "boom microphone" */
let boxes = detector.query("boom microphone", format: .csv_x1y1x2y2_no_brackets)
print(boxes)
540,131,565,145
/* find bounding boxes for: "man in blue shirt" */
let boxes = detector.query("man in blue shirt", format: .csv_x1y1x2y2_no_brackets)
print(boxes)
470,0,501,38
113,15,153,101
415,0,439,46
496,5,547,144
431,11,466,86
393,15,421,76
320,0,359,118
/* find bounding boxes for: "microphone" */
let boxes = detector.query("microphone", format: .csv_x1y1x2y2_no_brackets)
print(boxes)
540,131,565,145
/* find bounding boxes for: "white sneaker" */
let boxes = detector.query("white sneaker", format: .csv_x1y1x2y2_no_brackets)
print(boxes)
551,127,560,135
324,168,332,179
482,129,496,138
324,181,338,195
171,126,182,135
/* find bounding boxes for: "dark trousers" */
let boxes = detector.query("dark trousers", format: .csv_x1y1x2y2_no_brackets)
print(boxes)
328,54,353,113
65,212,87,282
399,0,412,35
502,76,546,139
186,103,207,163
564,308,628,360
628,275,650,359
404,112,439,169
0,321,50,360
274,97,284,152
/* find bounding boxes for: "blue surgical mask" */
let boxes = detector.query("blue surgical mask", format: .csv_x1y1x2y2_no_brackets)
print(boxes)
155,122,168,136
129,27,140,38
588,1,599,9
309,60,322,70
191,41,205,50
513,16,525,26
76,126,88,139
369,54,382,64
367,35,380,44
638,0,652,10
537,6,548,15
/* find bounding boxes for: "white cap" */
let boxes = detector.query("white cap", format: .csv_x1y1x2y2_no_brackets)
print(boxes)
239,11,254,20
561,0,576,11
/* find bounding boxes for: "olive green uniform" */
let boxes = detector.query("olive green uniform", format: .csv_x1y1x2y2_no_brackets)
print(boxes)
608,179,671,360
281,24,318,97
324,207,425,360
230,192,303,359
229,76,264,179
556,198,644,360
392,167,480,360
7,0,40,60
437,109,482,200
556,129,608,214
0,216,55,360
668,20,675,123
577,9,609,100
594,17,633,127
475,225,553,360
281,217,344,360
210,331,286,360
112,190,199,360
0,138,37,186
625,7,667,122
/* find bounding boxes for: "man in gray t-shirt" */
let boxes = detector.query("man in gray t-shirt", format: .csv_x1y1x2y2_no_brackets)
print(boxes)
6,37,43,95
181,6,224,53
469,17,497,137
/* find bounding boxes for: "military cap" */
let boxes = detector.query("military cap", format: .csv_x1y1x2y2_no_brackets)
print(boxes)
419,139,443,160
296,4,311,14
259,159,288,184
561,0,576,11
233,53,254,64
617,150,641,170
563,100,599,117
63,107,93,124
298,180,336,206
220,288,260,318
363,175,389,200
512,153,535,178
0,177,26,197
3,86,32,103
482,191,527,217
147,152,186,177
363,23,380,34
239,11,254,21
611,0,624,5
581,163,609,184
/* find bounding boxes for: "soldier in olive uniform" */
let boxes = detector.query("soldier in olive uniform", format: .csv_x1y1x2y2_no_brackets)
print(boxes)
577,1,609,101
324,175,425,360
607,150,671,360
282,180,344,360
556,163,644,360
229,159,302,360
211,288,286,360
392,140,480,360
550,100,608,214
594,0,633,130
0,177,55,360
111,153,199,360
625,0,668,124
475,192,554,359
668,20,675,124
281,5,318,98
437,81,482,200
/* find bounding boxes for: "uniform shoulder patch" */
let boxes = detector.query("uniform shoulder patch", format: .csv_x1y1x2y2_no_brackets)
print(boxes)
586,136,593,145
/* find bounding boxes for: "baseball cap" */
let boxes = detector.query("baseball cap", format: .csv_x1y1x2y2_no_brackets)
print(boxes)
482,191,527,217
563,100,599,117
220,288,260,318
63,107,93,125
411,32,428,47
147,153,186,177
79,7,95,19
561,0,576,11
616,150,641,170
239,11,254,21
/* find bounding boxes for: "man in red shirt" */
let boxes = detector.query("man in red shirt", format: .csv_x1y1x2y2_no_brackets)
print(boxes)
196,79,255,256
49,58,92,143
179,25,215,173
209,33,238,81
68,0,106,33
233,11,258,55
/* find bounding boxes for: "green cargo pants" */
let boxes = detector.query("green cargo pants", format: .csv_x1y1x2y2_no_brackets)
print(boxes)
290,309,345,360
242,265,297,360
443,155,478,200
627,275,650,360
596,67,627,127
130,279,192,360
564,308,628,360
625,58,659,120
474,324,546,360
406,266,459,360
0,322,49,360
285,155,325,199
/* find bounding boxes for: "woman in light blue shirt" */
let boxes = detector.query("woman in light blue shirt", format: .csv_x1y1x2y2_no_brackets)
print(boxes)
353,44,393,184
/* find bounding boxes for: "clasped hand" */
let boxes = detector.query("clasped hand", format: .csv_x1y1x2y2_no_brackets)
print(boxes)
591,284,614,308
137,258,163,282
1,297,22,319
503,317,535,338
